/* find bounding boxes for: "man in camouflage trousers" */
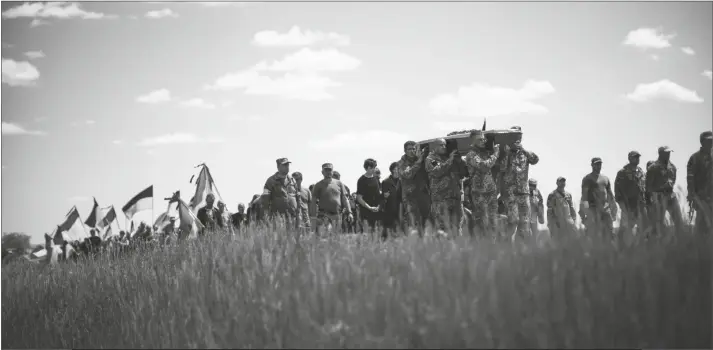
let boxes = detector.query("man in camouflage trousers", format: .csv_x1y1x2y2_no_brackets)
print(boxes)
260,157,301,231
614,150,649,239
500,130,539,240
546,177,577,239
464,130,501,238
687,131,713,235
425,138,463,237
528,178,545,236
646,146,684,235
398,141,431,236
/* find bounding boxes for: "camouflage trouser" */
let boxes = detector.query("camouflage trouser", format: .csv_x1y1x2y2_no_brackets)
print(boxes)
315,211,341,237
692,197,713,236
619,200,648,236
547,215,576,240
649,192,684,233
298,208,311,229
584,207,614,240
269,212,299,231
504,194,531,239
402,194,431,234
471,191,499,237
431,197,463,236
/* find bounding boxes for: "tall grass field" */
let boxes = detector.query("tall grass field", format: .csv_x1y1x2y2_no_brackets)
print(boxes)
2,225,711,348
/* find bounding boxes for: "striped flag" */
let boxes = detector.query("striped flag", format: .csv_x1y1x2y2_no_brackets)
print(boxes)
84,197,101,228
189,164,223,214
52,206,89,244
97,205,117,229
122,185,153,220
168,190,205,239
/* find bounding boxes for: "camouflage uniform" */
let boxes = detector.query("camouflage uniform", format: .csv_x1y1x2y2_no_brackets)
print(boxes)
465,147,500,237
398,154,431,234
426,152,463,235
687,133,713,235
614,154,648,236
646,155,683,233
546,187,577,239
528,182,545,236
501,145,539,238
262,160,301,230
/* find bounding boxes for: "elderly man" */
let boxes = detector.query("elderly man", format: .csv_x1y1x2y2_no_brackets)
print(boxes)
197,193,224,236
260,158,301,230
426,138,463,237
312,163,353,237
500,130,539,240
647,146,684,235
547,177,577,239
465,130,501,238
687,131,713,235
398,141,431,236
580,157,617,240
615,151,649,238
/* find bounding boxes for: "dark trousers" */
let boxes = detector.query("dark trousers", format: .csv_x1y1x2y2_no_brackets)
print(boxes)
381,211,401,239
359,208,380,233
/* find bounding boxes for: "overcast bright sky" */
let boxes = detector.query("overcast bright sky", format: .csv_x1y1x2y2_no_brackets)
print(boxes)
2,1,711,243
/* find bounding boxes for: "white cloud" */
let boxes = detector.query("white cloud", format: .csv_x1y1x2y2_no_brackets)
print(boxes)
2,2,113,20
145,8,178,19
180,98,216,109
253,26,350,47
625,79,703,103
205,48,359,101
137,133,225,147
24,50,45,60
30,19,49,28
703,70,712,80
681,47,695,55
429,80,556,118
2,59,40,87
254,48,360,72
1,122,46,136
136,89,172,104
309,130,409,150
623,27,675,50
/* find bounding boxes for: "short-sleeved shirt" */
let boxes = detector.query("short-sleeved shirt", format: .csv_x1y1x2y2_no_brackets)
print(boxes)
356,174,382,209
262,172,299,215
313,178,350,214
231,212,246,230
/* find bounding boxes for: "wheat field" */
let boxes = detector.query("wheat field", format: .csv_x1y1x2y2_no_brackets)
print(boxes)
2,226,711,349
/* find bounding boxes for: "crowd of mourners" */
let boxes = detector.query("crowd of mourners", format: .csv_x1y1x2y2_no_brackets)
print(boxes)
203,128,712,242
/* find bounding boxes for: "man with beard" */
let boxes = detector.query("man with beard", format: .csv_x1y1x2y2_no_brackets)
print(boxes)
260,158,301,230
647,146,684,235
197,193,224,236
426,138,463,237
312,163,353,237
381,162,403,239
615,151,649,239
397,141,431,236
464,130,501,238
687,131,713,236
500,130,539,241
580,158,617,240
546,177,577,239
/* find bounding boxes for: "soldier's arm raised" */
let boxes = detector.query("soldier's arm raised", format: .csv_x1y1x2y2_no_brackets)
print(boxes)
399,159,420,180
525,150,539,165
425,155,453,177
467,151,498,171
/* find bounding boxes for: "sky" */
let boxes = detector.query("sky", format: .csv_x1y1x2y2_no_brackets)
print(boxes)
1,1,712,244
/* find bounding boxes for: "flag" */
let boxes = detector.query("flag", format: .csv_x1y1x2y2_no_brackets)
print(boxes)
168,190,204,239
84,197,101,228
189,165,223,214
122,185,153,220
98,205,117,229
52,206,89,244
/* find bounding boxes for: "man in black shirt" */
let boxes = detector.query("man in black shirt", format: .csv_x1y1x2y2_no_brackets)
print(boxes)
231,203,246,233
197,193,224,236
356,158,382,235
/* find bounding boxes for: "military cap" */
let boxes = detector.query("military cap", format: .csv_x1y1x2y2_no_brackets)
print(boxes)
276,157,291,165
628,150,641,158
556,176,566,182
591,157,603,165
528,178,537,185
701,131,713,141
322,163,334,170
658,146,673,153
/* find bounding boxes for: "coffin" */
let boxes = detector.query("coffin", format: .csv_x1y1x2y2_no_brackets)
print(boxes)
417,128,523,154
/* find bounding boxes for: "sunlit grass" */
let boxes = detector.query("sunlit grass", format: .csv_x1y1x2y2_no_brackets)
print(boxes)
2,223,710,348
